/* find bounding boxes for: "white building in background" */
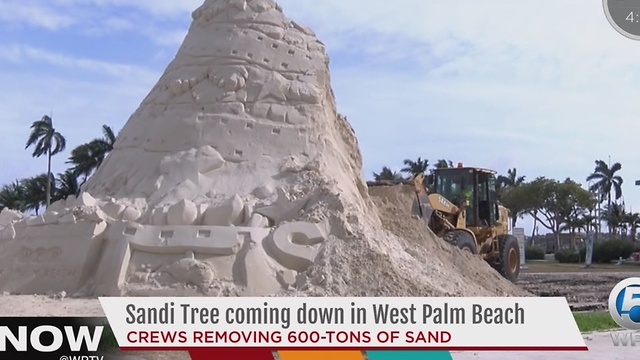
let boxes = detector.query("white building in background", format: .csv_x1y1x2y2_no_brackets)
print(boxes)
513,227,526,269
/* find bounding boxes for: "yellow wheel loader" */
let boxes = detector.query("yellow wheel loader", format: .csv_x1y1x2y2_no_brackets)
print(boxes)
411,165,520,282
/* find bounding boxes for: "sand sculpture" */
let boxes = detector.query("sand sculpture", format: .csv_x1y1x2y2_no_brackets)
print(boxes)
0,0,526,298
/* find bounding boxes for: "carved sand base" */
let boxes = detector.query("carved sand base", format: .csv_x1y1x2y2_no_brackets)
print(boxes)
0,189,327,297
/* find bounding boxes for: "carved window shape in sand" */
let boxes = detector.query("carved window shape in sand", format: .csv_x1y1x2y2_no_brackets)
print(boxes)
160,230,174,239
124,227,137,235
197,230,212,238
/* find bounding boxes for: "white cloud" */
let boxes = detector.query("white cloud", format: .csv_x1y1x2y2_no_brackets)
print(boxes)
0,44,157,79
51,0,201,18
0,1,76,30
0,0,194,46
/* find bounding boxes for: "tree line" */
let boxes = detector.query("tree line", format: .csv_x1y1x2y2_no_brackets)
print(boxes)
0,115,115,214
373,157,635,250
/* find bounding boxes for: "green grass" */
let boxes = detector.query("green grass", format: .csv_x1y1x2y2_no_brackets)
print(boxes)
573,312,620,332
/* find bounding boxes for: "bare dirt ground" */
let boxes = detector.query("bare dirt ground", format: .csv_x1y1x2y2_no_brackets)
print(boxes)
519,271,637,311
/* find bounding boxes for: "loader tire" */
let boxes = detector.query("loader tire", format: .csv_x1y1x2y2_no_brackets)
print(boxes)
496,235,520,283
443,230,478,254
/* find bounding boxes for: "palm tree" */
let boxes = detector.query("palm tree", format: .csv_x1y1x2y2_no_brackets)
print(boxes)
373,166,403,181
623,211,640,242
54,170,81,201
434,159,454,169
401,157,429,177
498,168,526,189
562,212,587,250
20,174,53,215
587,160,623,209
497,168,526,227
587,159,623,236
25,115,66,208
0,181,28,212
67,124,116,182
603,203,626,237
579,213,598,233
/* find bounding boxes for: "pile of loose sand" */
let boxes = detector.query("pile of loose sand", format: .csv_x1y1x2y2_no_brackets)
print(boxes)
294,185,529,297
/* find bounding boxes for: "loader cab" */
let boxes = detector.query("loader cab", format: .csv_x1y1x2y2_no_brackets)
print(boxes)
431,167,500,228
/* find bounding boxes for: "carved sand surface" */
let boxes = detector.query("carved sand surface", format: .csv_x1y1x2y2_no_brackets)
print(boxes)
0,0,527,300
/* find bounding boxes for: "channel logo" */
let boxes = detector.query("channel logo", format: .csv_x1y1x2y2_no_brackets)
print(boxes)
0,317,105,357
609,277,640,330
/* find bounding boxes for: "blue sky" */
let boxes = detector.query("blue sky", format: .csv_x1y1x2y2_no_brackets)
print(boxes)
2,0,640,235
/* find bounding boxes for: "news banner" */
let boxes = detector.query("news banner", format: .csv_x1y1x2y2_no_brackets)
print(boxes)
0,296,589,359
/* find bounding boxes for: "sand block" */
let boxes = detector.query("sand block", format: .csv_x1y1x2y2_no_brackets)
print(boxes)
0,210,22,228
203,195,244,226
92,221,272,295
46,200,67,214
43,211,59,224
167,199,198,226
102,202,126,219
75,192,97,207
121,207,142,222
0,222,107,294
150,207,167,225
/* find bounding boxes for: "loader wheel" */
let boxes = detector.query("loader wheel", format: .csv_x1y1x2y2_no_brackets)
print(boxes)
496,235,520,283
443,230,478,254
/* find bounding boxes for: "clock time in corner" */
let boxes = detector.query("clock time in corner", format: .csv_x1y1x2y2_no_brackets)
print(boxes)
603,0,640,40
626,11,640,23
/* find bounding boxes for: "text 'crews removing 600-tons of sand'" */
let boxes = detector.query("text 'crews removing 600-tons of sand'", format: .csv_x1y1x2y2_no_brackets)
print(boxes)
126,301,525,327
